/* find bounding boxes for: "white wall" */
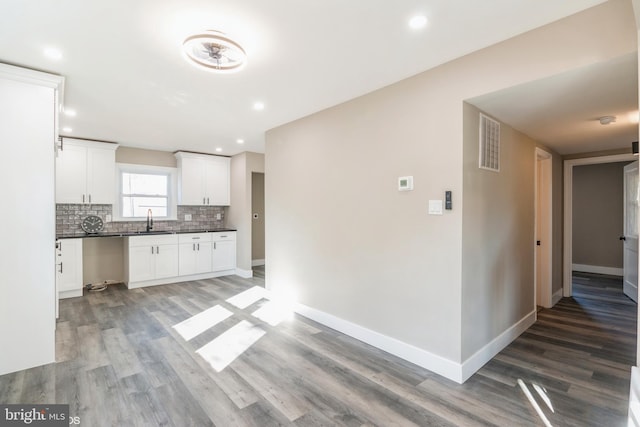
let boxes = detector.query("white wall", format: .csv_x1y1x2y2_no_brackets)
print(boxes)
265,0,636,382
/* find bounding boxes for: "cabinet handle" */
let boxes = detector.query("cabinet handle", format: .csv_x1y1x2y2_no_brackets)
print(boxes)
207,197,210,205
203,197,206,205
197,243,200,251
151,246,154,254
58,262,63,274
82,194,85,203
89,194,91,203
157,246,160,254
214,242,216,250
220,235,227,238
193,243,195,251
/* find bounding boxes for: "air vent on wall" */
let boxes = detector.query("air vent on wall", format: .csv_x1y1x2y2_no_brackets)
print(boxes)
479,113,500,172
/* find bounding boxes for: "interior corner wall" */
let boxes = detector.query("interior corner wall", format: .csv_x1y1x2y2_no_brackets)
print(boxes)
461,103,535,361
265,0,636,381
228,152,265,272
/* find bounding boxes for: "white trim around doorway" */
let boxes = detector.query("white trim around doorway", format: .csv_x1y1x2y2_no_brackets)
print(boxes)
563,153,636,297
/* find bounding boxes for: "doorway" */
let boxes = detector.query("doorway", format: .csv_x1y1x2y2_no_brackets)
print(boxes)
251,172,265,269
563,153,637,296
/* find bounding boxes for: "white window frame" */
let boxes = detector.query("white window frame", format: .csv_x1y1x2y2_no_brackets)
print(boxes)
113,163,178,221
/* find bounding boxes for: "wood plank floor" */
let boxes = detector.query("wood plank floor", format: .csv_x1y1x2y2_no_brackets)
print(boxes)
0,269,635,426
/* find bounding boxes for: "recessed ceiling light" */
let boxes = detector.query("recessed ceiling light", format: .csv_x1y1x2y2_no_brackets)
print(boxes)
63,109,76,117
598,116,616,125
215,147,222,152
253,102,265,111
43,47,63,60
409,15,428,30
62,127,72,133
183,30,246,73
236,139,245,144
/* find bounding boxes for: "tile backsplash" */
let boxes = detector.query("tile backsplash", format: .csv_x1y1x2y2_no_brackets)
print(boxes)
56,204,226,237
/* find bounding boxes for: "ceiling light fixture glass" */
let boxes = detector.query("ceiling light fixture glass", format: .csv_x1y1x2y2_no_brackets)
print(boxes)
62,127,72,133
253,102,265,111
43,47,63,60
183,30,246,73
598,115,616,125
236,139,245,144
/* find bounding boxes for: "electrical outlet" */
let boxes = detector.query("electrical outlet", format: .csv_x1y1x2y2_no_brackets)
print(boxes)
216,213,221,220
185,214,192,221
106,214,112,222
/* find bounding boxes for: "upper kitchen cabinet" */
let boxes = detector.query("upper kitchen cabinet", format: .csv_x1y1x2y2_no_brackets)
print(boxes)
55,138,118,204
175,151,230,206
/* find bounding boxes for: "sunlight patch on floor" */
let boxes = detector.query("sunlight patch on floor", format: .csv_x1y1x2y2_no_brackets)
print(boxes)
251,300,294,326
172,305,233,341
226,286,268,309
196,320,266,372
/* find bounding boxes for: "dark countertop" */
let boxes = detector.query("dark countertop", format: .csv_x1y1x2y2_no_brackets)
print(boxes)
56,228,237,239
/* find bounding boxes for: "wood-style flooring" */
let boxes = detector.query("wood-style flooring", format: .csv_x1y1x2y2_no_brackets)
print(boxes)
0,269,636,426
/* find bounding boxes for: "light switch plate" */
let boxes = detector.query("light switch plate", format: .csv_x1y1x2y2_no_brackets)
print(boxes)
428,200,443,215
184,214,192,221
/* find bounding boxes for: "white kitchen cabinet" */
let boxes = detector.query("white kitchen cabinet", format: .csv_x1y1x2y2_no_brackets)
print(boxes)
175,151,230,206
212,232,236,272
178,233,213,275
56,238,84,299
126,234,179,287
56,138,118,204
0,64,63,375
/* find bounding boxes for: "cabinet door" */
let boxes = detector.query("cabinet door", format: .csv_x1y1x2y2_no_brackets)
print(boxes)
128,245,156,282
155,244,179,279
195,241,213,274
178,243,197,276
86,147,116,204
56,239,83,293
55,143,87,203
206,156,230,206
212,239,236,271
179,156,206,205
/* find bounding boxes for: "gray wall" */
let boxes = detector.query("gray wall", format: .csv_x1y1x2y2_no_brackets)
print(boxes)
252,173,265,261
572,162,628,269
461,103,535,360
265,0,634,373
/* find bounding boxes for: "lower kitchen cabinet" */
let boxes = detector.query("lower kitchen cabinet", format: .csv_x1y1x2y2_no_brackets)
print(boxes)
212,232,237,272
56,238,83,299
125,231,236,289
125,234,179,287
179,233,213,275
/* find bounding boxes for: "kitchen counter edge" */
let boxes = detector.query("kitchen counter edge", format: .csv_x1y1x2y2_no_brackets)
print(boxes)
56,228,237,240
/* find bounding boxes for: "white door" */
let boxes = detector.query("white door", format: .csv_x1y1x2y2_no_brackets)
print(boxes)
207,156,230,206
623,161,639,303
155,244,180,279
86,146,116,204
213,240,236,272
55,143,87,203
128,246,156,282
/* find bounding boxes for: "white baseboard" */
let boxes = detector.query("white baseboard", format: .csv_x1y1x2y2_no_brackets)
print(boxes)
235,268,253,278
460,310,536,382
572,263,623,277
252,259,265,267
294,303,464,384
552,288,563,306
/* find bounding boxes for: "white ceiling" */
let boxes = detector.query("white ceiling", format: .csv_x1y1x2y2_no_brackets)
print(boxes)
469,53,639,155
0,0,613,156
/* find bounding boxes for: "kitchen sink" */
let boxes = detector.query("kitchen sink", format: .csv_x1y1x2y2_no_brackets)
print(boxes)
132,230,174,235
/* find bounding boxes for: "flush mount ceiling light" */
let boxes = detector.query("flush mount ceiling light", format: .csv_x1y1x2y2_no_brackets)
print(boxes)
409,15,428,30
183,30,246,73
598,115,616,125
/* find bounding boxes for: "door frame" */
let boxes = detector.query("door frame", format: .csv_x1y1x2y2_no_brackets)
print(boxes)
534,148,553,308
562,153,636,296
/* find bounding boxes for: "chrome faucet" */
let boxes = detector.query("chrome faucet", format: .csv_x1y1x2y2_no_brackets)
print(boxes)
146,209,153,232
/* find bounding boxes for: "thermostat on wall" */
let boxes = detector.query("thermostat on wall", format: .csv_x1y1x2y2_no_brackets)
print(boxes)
398,176,414,191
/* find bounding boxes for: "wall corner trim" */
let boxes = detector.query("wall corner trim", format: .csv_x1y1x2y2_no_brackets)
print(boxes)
460,310,536,382
235,268,253,279
294,303,464,384
552,288,563,306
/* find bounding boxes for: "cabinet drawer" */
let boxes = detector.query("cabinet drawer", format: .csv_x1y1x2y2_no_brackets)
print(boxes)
128,234,178,247
178,233,213,244
212,231,236,242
